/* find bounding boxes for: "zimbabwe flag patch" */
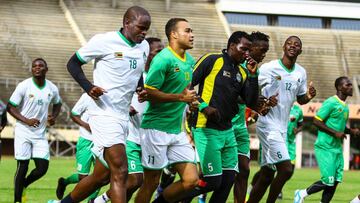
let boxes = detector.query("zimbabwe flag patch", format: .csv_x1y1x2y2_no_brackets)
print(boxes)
114,52,123,59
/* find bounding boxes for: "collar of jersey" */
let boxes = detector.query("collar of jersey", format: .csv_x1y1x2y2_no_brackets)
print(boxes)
32,77,46,90
222,49,238,67
334,95,346,106
278,59,295,73
117,30,136,47
167,46,186,62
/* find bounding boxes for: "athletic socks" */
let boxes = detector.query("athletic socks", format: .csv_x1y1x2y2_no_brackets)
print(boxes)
94,192,110,203
350,195,360,203
61,194,74,203
152,194,169,203
299,189,308,198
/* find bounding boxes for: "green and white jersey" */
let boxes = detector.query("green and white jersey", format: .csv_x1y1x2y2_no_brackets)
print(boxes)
257,59,307,133
315,95,349,153
71,93,92,141
232,104,247,129
287,104,303,144
76,31,149,120
141,46,195,134
9,77,61,138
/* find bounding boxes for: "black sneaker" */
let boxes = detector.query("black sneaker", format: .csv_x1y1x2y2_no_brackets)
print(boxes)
56,177,66,199
277,191,283,200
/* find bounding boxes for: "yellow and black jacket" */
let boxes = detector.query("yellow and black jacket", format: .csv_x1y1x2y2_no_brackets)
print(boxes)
191,50,258,130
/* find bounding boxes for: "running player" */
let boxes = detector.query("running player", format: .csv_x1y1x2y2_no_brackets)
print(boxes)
134,18,199,203
232,31,269,203
55,93,100,202
294,76,359,203
7,58,62,203
53,6,151,203
94,37,164,203
184,31,259,203
248,36,316,203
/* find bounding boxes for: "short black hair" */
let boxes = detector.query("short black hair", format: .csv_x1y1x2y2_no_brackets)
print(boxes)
32,58,48,68
123,6,150,25
250,31,269,43
165,18,188,40
227,31,251,50
285,35,302,46
146,37,161,45
335,76,349,91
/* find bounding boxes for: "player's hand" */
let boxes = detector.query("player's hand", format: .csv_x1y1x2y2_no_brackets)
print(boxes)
137,87,148,103
268,93,279,107
290,116,296,122
335,132,346,139
88,86,107,100
246,55,258,75
129,105,138,116
26,118,40,127
47,115,56,126
188,100,200,112
306,81,316,100
202,106,221,122
180,88,198,103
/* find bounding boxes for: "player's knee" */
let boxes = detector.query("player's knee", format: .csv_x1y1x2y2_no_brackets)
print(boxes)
112,167,128,185
181,173,199,190
238,167,250,179
278,167,293,180
128,174,143,190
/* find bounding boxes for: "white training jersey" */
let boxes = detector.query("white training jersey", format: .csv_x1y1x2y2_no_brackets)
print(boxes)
9,78,61,138
257,59,307,133
71,93,93,141
76,31,149,120
127,73,147,144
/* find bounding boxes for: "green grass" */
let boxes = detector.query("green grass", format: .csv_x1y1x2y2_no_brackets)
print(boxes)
0,157,359,203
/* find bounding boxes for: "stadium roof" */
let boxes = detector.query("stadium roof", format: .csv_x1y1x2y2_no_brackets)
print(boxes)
218,0,360,19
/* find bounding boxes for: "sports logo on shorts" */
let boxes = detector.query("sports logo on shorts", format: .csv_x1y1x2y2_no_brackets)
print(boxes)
114,52,123,60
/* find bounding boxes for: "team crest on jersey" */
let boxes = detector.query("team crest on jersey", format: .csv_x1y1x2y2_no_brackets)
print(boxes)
28,94,34,99
236,73,242,82
275,75,282,80
114,52,123,60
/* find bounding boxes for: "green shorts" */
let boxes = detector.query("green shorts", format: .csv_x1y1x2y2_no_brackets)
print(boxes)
315,147,343,186
287,141,296,163
233,125,250,158
76,137,95,175
126,140,143,174
193,127,238,177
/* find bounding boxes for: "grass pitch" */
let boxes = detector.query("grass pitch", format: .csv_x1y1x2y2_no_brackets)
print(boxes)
0,157,358,203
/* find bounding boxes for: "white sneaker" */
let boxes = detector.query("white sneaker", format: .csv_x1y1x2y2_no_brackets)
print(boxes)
294,190,305,203
47,200,60,203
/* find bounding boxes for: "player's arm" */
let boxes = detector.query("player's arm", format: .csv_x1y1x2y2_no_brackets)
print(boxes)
145,55,196,103
294,120,303,135
7,103,39,127
67,35,107,100
297,80,316,105
314,118,345,139
47,102,62,126
70,113,91,133
239,72,259,109
191,54,221,120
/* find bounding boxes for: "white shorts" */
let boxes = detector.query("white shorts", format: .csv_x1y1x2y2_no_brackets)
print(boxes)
89,115,129,167
256,125,290,167
141,129,196,169
14,133,50,160
127,114,142,145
